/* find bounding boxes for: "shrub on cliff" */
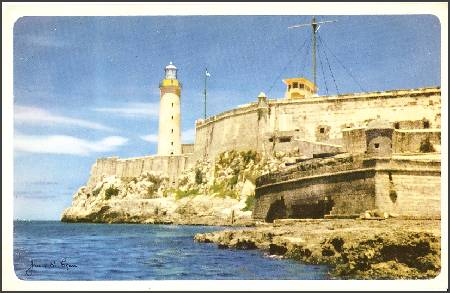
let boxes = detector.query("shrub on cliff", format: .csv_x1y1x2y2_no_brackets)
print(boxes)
195,169,203,185
243,195,255,211
92,185,102,197
104,186,119,200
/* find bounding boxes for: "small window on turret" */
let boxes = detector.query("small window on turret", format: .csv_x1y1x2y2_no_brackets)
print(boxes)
293,82,298,88
171,116,173,120
299,84,304,89
171,142,173,146
320,128,325,134
288,85,291,90
171,129,174,133
172,103,174,107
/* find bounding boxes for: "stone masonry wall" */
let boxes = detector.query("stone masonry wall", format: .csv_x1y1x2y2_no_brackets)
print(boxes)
393,129,441,153
253,155,441,221
373,158,441,218
193,87,440,162
87,155,191,188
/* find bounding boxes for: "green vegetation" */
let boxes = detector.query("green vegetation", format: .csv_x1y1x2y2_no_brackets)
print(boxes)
175,188,200,200
242,150,259,165
145,185,158,198
178,176,189,186
229,174,239,187
195,169,203,185
145,173,163,185
92,186,102,197
243,195,255,211
210,180,238,199
104,186,119,200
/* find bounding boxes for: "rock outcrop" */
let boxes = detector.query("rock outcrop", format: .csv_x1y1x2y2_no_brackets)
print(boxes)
61,150,286,225
194,219,441,279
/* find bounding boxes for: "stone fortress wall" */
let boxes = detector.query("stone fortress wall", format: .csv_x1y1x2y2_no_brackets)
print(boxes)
86,152,191,188
253,154,441,221
191,87,440,162
87,86,441,213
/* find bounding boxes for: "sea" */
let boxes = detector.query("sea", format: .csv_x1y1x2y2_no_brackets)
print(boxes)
13,221,330,280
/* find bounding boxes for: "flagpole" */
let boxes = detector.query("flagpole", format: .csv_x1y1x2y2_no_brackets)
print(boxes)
204,68,207,119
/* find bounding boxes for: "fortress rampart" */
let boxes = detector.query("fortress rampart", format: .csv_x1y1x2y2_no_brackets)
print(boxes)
87,86,441,203
86,154,191,188
253,154,441,221
192,87,440,162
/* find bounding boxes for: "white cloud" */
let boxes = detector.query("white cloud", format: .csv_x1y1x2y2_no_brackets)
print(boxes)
140,134,159,143
15,105,113,131
14,133,128,156
94,102,159,119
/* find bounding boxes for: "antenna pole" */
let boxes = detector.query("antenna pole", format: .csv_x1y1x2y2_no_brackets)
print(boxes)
288,17,337,93
204,69,207,119
312,16,317,87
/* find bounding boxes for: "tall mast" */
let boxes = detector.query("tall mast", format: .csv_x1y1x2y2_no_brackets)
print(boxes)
289,17,337,90
312,16,317,86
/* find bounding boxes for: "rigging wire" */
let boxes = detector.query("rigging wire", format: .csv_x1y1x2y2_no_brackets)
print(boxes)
318,34,366,93
318,34,340,95
299,40,311,78
317,38,329,95
267,37,310,95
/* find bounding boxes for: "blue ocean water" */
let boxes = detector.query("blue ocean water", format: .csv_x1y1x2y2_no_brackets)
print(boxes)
13,221,330,280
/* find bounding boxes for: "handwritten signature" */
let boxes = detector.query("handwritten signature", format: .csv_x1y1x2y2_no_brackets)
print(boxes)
25,258,77,276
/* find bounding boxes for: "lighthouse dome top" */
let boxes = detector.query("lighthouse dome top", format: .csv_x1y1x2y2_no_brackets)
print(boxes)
164,62,178,80
165,61,177,70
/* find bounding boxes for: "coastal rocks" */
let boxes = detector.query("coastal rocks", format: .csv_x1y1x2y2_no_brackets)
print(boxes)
62,150,289,226
194,219,441,279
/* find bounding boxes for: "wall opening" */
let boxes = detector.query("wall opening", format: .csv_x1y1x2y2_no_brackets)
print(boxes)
268,137,274,142
279,136,292,143
291,198,334,219
374,143,380,149
320,127,325,134
394,122,400,129
423,120,430,129
265,197,287,223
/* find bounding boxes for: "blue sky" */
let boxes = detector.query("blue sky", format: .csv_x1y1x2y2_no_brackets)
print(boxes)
12,15,441,220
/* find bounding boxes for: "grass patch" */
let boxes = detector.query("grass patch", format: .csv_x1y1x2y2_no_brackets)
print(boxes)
175,188,200,200
210,180,238,199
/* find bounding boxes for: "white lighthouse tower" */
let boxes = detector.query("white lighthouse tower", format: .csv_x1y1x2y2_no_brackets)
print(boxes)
158,62,182,156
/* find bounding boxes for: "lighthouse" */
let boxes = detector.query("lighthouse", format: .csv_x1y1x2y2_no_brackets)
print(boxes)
158,62,182,156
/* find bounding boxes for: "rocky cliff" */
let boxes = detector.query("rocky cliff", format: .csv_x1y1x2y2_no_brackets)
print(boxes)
61,150,288,225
